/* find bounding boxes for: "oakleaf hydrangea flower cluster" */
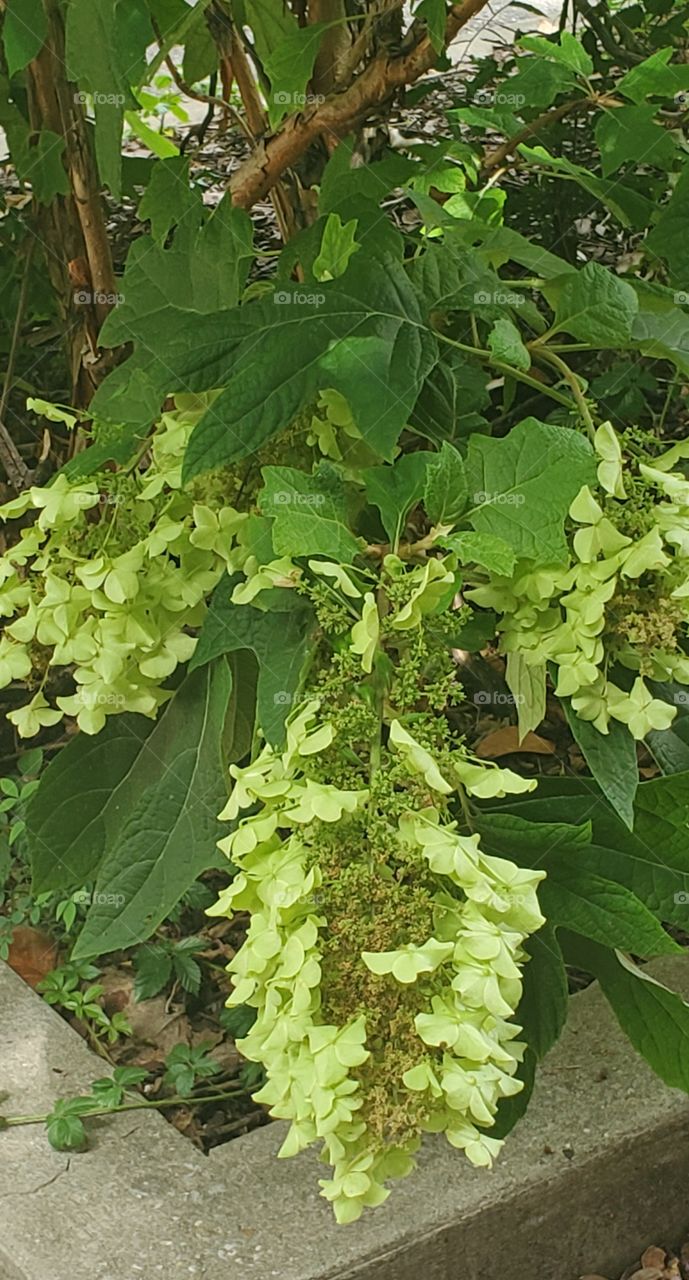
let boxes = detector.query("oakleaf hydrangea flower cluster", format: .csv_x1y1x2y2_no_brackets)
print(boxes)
0,401,248,735
210,552,545,1223
468,425,689,737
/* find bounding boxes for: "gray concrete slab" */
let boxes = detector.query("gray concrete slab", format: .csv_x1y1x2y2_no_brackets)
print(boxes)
1,955,689,1280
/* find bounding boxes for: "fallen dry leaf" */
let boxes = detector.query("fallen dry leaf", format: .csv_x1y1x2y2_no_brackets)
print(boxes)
642,1249,668,1270
476,726,555,758
7,926,59,988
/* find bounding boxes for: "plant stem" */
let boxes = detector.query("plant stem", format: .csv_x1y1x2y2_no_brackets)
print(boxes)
532,347,596,439
435,332,575,411
1,1088,249,1130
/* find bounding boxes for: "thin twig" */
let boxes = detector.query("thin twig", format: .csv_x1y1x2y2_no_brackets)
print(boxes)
0,241,35,492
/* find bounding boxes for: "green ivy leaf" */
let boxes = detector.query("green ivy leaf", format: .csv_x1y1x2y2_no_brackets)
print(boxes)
189,580,314,745
364,452,430,545
465,417,596,564
46,1100,91,1152
564,701,638,830
423,441,468,525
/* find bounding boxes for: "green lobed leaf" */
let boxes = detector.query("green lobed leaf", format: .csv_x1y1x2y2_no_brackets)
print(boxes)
260,464,363,563
364,452,430,545
485,778,689,927
518,31,593,78
179,256,436,479
137,156,202,242
465,417,597,565
189,579,315,745
595,105,676,178
313,214,360,282
617,47,689,105
546,262,640,347
423,441,468,526
3,0,47,75
440,531,515,576
487,317,531,372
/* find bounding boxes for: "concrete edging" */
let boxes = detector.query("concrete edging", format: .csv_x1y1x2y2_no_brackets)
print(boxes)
1,955,689,1280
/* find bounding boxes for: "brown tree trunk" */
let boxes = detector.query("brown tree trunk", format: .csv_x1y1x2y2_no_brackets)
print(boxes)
26,0,119,406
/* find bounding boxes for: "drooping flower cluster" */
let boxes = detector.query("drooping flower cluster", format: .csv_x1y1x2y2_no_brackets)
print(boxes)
210,553,545,1223
0,401,250,735
468,425,689,737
